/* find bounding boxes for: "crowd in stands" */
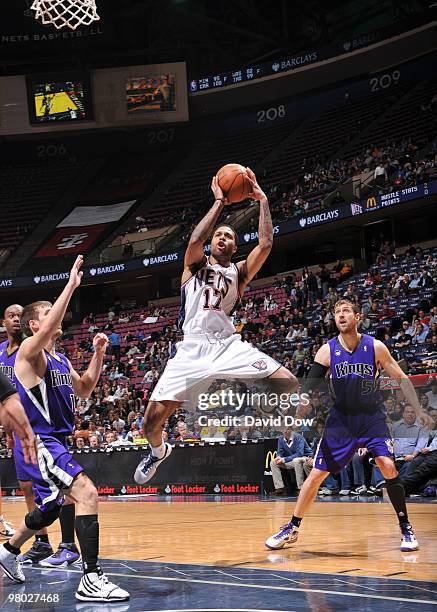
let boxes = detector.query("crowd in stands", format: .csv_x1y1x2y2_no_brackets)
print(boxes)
244,139,436,230
121,138,436,252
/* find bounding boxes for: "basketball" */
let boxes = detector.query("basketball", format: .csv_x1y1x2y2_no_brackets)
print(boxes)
217,163,252,203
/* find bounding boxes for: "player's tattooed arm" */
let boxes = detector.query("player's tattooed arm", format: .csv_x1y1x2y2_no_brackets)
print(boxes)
183,176,228,271
375,340,433,429
238,168,272,294
69,333,108,398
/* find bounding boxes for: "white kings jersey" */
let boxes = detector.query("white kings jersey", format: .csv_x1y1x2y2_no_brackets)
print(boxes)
179,256,240,338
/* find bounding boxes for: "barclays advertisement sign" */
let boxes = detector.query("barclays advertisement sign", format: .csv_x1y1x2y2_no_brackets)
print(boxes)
0,181,435,290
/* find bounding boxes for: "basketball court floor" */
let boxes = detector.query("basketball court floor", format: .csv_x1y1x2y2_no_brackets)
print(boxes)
0,495,436,611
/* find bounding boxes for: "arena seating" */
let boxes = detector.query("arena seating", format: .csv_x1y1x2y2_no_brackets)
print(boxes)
0,158,84,257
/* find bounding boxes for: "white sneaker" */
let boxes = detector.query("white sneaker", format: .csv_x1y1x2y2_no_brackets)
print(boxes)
0,545,25,583
339,489,350,495
0,518,15,538
265,522,299,550
75,571,129,602
351,485,367,496
134,442,172,484
400,523,419,552
318,487,333,495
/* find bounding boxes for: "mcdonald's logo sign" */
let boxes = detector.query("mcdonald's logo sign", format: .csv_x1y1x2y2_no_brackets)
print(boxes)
366,197,377,209
265,450,277,468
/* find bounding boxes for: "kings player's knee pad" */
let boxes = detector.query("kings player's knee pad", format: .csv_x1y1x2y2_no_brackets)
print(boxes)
25,505,61,531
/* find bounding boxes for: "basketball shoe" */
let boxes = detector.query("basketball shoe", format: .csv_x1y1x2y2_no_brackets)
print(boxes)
0,545,25,583
0,516,14,538
400,523,419,551
75,569,129,602
265,522,299,550
18,540,53,565
134,443,172,484
39,543,81,567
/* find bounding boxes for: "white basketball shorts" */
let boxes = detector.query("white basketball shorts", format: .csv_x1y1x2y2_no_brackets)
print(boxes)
150,333,281,404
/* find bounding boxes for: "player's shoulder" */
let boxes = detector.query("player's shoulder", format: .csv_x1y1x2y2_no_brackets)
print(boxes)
0,339,8,352
372,338,386,352
315,341,331,366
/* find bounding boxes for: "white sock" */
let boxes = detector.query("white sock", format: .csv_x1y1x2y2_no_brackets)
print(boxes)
151,441,166,459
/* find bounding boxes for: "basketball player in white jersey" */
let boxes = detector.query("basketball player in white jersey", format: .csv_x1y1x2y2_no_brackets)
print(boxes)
134,168,298,483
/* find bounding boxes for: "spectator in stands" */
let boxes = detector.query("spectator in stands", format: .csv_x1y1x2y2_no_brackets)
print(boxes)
306,271,319,305
296,357,311,379
372,404,429,484
174,422,193,441
108,329,121,360
269,427,312,496
402,433,437,497
112,411,126,434
89,434,99,449
142,366,159,385
408,273,422,292
319,265,330,297
292,343,308,368
122,239,134,259
379,302,395,320
358,313,371,332
411,322,429,344
405,244,417,259
201,422,226,441
425,381,437,410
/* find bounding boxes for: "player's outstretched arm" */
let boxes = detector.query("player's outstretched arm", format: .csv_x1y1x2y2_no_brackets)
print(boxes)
375,340,432,428
0,373,37,464
70,333,108,398
19,255,84,360
184,176,229,269
237,168,272,294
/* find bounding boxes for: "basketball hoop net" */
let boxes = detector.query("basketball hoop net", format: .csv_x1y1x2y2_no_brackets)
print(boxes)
31,0,100,31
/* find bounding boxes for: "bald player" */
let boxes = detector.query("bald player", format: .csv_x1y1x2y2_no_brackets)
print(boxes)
0,305,23,538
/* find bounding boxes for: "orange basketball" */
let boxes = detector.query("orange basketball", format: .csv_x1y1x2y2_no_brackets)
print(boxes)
217,163,252,203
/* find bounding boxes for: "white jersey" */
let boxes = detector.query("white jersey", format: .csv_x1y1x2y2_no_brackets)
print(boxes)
179,256,240,338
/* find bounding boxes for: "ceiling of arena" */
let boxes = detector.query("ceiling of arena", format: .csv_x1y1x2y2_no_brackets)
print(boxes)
1,0,434,75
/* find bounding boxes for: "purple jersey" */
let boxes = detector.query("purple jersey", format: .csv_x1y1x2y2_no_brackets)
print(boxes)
15,350,75,436
0,340,18,384
328,333,385,415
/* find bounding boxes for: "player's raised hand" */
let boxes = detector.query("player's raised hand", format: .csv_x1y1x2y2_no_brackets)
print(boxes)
245,167,267,202
93,332,109,355
211,175,229,205
68,255,84,289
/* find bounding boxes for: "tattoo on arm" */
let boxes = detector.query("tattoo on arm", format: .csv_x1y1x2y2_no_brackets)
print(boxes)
191,200,225,243
258,198,273,249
